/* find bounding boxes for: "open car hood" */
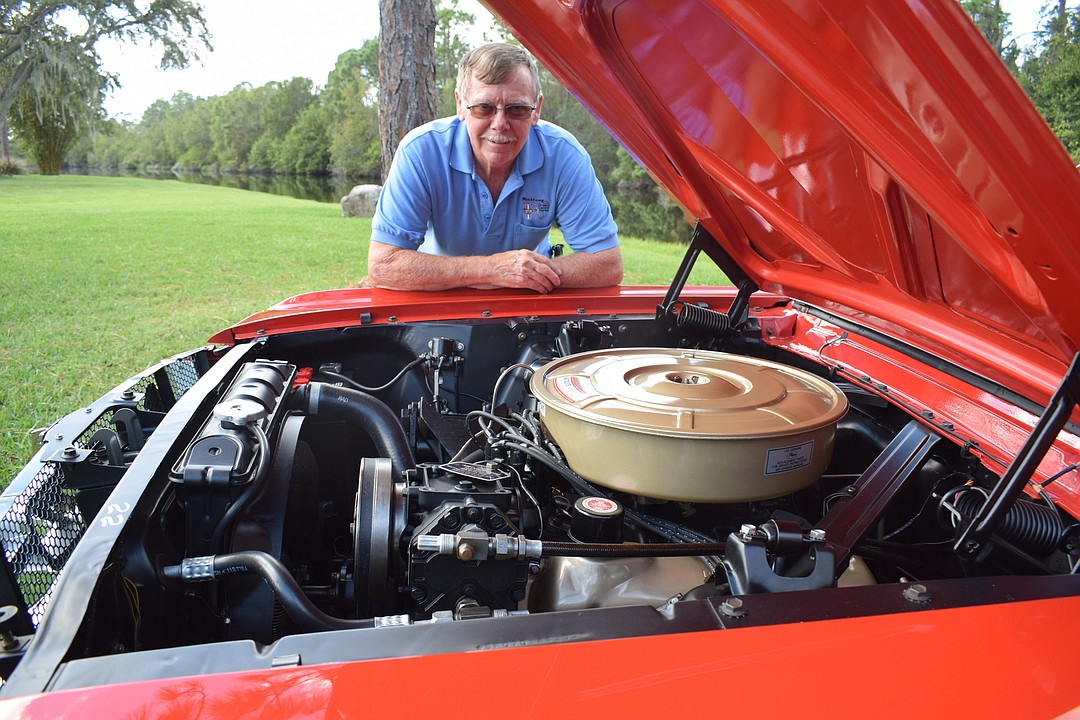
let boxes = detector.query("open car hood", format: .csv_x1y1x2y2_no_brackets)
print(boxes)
484,0,1080,401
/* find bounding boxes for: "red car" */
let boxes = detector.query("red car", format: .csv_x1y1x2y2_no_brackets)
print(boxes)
2,1,1079,716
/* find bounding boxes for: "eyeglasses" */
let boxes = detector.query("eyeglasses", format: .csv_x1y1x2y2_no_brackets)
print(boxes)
465,103,536,121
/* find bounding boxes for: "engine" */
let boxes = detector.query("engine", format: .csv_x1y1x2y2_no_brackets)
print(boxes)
57,316,1076,653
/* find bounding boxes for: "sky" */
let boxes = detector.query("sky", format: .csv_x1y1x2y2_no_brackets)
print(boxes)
97,0,498,121
98,0,1060,122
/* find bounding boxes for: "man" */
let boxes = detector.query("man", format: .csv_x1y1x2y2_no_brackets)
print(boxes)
367,43,623,294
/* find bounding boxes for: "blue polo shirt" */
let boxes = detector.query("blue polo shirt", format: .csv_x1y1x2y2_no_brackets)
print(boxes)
370,117,618,257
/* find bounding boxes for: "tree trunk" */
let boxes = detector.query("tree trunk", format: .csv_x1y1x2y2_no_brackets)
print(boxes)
378,0,438,182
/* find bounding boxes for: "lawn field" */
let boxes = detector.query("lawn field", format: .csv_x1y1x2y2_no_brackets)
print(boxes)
0,175,727,483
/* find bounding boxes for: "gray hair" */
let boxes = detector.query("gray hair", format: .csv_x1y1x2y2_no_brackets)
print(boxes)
456,43,541,101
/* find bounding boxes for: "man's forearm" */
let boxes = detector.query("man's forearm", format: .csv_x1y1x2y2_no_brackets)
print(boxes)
551,247,624,288
367,244,494,291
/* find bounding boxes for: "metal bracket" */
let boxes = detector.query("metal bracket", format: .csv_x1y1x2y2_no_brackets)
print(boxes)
656,224,758,336
817,420,941,571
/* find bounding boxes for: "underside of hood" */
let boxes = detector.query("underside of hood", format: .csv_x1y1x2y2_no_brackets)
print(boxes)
483,0,1080,401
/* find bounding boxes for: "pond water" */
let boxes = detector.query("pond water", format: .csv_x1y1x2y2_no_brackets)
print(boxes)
63,167,370,204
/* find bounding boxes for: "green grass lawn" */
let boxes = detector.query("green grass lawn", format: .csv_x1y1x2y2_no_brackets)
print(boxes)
0,175,727,483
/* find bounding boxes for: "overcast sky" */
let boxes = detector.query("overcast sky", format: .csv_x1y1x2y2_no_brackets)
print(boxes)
98,0,1062,121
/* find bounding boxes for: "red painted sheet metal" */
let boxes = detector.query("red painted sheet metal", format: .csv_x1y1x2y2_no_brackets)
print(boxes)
208,286,745,344
5,595,1079,718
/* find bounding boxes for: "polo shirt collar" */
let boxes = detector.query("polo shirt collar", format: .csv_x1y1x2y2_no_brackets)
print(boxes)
448,118,544,178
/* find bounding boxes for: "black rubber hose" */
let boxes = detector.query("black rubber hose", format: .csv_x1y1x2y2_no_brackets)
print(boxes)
541,541,726,558
210,551,374,631
292,382,415,477
210,423,272,552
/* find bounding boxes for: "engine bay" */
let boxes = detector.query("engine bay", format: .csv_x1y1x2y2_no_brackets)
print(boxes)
25,305,1071,665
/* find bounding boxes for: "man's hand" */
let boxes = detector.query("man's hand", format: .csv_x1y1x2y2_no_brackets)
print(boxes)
485,249,562,292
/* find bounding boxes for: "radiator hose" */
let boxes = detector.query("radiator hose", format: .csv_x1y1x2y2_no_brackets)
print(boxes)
163,551,374,631
291,382,415,477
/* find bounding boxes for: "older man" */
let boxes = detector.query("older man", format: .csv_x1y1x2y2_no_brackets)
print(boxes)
367,43,622,293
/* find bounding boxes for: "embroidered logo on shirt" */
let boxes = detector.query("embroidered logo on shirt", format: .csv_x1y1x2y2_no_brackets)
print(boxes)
522,197,551,219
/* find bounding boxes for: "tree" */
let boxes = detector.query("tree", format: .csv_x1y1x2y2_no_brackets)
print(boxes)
324,46,381,178
1018,1,1080,160
433,0,477,115
1,1,210,168
7,47,105,173
378,0,437,181
961,0,1020,73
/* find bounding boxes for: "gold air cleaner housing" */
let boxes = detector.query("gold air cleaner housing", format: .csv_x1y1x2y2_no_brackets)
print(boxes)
530,348,848,502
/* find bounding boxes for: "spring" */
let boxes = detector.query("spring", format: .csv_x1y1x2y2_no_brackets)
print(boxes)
952,489,1062,556
672,301,732,335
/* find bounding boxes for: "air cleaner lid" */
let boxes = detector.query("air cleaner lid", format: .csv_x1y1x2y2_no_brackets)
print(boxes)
530,348,847,439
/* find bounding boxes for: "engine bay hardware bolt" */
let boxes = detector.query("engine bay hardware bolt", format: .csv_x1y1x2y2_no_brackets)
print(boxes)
739,524,757,541
256,329,267,335
120,389,136,401
481,310,492,317
577,307,586,314
0,605,22,651
719,597,748,618
903,583,932,604
808,528,826,542
61,446,78,459
456,542,476,561
0,630,18,652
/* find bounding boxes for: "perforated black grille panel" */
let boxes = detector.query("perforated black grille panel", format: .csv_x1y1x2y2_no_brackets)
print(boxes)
0,349,209,627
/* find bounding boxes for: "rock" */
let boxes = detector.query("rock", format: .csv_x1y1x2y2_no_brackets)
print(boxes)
341,184,382,218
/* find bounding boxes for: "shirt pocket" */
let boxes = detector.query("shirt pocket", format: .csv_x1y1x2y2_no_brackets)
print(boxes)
513,221,552,251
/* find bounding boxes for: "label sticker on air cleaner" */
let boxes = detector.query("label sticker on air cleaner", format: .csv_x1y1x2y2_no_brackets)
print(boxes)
552,375,592,404
764,440,815,475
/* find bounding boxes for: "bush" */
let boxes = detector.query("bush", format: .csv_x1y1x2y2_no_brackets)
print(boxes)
0,158,23,175
608,148,691,243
